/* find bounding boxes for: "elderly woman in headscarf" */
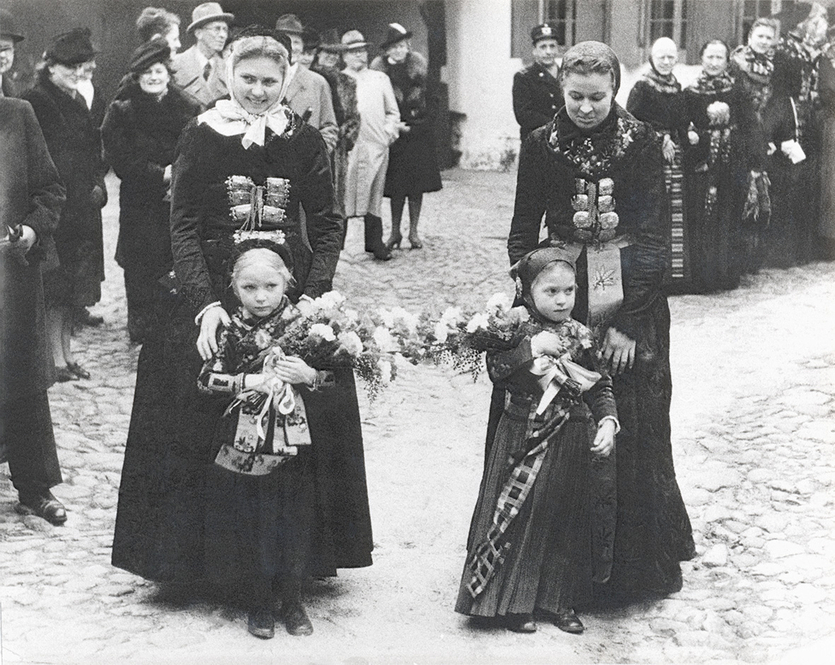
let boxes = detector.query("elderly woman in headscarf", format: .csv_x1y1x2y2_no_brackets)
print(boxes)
111,26,372,640
101,38,200,343
683,39,765,290
627,37,692,293
508,41,695,607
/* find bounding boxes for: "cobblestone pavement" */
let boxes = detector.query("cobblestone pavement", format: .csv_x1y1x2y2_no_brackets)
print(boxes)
1,171,833,664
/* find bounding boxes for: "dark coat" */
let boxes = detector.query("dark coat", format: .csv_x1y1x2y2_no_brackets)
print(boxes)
0,98,66,405
512,62,562,141
626,78,688,145
102,83,200,270
371,51,442,196
508,106,695,600
22,78,106,281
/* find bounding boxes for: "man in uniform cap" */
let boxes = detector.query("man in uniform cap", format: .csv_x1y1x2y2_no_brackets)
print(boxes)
172,2,234,107
274,14,338,153
512,23,562,141
0,7,24,97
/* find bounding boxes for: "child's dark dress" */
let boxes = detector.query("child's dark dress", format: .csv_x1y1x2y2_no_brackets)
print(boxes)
197,301,333,588
455,317,617,617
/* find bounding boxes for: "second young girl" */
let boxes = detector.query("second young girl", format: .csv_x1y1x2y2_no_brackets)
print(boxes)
455,247,618,634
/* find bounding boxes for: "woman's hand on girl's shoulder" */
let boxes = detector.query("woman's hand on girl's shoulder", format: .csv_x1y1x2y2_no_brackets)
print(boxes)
197,305,231,361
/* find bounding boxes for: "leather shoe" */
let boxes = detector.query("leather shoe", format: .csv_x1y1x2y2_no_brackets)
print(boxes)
66,362,91,380
16,492,67,525
282,601,313,636
55,366,76,382
553,609,584,634
505,613,537,633
247,608,275,639
75,308,103,327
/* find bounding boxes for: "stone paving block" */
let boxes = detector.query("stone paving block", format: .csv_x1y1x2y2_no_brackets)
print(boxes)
764,540,805,558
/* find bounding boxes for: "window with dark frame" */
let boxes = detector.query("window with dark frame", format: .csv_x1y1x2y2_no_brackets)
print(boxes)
544,0,578,47
646,0,689,49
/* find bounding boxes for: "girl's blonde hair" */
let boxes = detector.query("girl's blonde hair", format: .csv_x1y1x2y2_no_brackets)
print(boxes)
231,247,294,289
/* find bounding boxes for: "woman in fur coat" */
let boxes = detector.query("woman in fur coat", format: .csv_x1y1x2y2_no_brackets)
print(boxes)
371,23,442,251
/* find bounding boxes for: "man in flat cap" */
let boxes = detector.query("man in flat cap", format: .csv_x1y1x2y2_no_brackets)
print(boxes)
0,7,24,97
512,23,562,141
172,2,233,107
274,14,338,153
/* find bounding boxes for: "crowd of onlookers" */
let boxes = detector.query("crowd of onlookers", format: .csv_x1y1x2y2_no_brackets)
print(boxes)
514,1,835,296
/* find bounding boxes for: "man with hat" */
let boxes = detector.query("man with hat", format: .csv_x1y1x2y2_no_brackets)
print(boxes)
512,23,562,141
274,14,337,153
341,29,400,261
172,2,233,107
0,7,24,97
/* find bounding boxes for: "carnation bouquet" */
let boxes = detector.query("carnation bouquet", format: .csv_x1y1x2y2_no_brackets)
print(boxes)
265,291,398,399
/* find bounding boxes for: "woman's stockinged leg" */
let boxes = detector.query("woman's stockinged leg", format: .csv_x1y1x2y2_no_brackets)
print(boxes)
408,193,423,249
247,572,275,639
387,195,406,249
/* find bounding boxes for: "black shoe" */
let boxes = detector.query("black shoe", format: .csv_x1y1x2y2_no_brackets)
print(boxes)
553,608,584,634
75,308,103,327
282,601,313,636
505,613,537,633
16,491,67,525
364,215,392,261
55,366,76,382
247,608,275,639
66,362,91,380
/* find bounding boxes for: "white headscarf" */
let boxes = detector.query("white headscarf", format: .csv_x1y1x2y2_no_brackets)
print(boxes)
198,35,293,148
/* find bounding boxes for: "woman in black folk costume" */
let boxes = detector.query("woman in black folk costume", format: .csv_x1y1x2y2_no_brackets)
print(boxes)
112,28,373,595
455,249,618,634
730,19,778,272
768,3,829,265
508,41,694,605
627,37,692,293
683,40,765,292
102,38,201,343
371,23,442,251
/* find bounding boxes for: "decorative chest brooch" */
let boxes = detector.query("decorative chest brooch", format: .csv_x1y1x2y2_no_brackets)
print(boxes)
226,175,291,230
571,177,619,243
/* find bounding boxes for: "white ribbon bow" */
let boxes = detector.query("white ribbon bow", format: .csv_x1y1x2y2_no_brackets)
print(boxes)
529,354,602,415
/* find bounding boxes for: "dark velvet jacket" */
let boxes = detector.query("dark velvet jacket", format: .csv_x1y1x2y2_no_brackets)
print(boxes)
626,77,688,145
0,98,66,403
512,62,562,141
508,105,668,342
169,115,342,313
22,78,106,258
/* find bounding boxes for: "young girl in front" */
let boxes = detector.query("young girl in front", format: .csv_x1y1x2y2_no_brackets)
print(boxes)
455,247,618,634
198,238,331,640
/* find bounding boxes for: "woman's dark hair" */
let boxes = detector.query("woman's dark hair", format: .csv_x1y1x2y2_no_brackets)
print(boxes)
136,7,180,43
699,39,730,59
558,54,616,85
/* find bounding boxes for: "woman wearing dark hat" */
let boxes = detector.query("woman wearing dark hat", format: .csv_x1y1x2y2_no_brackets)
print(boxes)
101,38,201,343
22,28,107,382
371,23,442,250
508,41,695,607
0,8,25,97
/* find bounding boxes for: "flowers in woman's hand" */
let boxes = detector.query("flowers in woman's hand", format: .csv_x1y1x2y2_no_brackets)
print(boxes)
309,323,336,342
706,101,731,127
312,290,346,312
337,330,364,357
440,306,462,327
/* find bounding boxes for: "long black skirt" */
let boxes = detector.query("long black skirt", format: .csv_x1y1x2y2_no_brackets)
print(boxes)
111,295,373,583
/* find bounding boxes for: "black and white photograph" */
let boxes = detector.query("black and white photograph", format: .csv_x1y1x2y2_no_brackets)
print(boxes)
1,0,833,663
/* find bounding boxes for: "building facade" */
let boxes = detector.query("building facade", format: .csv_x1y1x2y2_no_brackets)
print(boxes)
4,0,792,170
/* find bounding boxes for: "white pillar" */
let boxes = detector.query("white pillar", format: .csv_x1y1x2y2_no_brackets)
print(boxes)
445,0,522,170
